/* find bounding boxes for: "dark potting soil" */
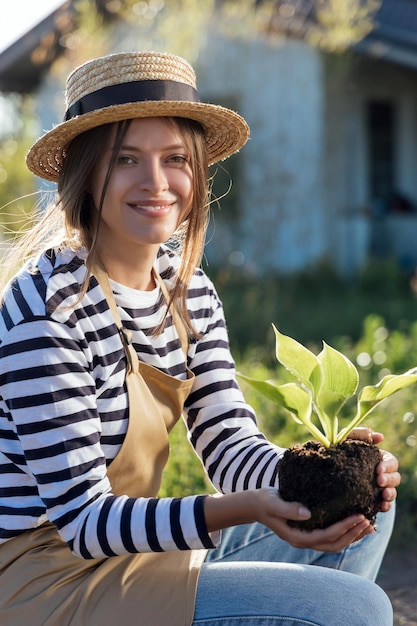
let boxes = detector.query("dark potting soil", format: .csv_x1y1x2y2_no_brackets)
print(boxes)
277,439,383,530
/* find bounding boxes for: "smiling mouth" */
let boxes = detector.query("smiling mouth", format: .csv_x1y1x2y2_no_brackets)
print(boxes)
130,203,171,212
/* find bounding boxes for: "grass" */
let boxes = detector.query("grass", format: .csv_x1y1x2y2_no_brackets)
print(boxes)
207,257,417,362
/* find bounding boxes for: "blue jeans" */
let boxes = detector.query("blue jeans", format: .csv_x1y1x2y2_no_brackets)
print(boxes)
192,507,394,625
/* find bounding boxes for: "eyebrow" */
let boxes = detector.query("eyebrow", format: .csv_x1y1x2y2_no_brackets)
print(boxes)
119,142,187,152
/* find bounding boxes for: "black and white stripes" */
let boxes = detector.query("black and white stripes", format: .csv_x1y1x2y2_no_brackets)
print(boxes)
0,245,284,558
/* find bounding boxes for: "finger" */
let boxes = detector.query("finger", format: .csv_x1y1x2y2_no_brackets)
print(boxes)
290,524,372,552
349,427,373,442
370,431,384,445
380,500,393,513
380,486,397,502
377,470,401,488
286,516,373,552
349,427,384,444
321,519,374,552
376,451,399,474
384,486,398,500
378,486,398,512
273,494,311,522
319,515,373,544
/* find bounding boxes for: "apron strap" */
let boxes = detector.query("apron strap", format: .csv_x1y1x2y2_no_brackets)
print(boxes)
152,270,190,358
92,262,189,372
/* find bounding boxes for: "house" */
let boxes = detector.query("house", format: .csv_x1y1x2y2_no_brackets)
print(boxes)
1,0,417,276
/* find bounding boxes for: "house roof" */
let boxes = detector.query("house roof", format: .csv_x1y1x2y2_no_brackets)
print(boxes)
357,0,417,69
0,1,74,93
0,0,114,94
269,0,417,69
1,0,417,94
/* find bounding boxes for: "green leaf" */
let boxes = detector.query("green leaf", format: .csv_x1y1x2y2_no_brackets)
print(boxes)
336,370,417,443
237,372,330,446
317,343,359,404
262,381,312,423
315,342,359,441
273,325,322,392
236,373,293,406
358,370,417,417
274,382,329,445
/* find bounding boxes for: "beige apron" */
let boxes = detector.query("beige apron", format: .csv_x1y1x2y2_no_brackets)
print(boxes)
0,266,207,626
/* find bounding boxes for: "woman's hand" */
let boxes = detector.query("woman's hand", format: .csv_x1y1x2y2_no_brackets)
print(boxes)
204,488,374,554
350,427,401,512
252,488,374,553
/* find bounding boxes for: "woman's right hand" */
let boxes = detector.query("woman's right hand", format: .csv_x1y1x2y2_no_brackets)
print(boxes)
204,488,375,554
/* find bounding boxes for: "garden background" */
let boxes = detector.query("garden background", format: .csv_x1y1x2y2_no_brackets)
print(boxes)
1,2,417,623
160,258,417,549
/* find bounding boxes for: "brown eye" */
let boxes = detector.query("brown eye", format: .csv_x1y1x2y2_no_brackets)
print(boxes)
168,154,188,165
116,155,135,165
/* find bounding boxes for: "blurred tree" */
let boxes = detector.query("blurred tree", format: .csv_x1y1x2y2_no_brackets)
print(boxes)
49,0,383,67
309,0,381,52
0,95,39,243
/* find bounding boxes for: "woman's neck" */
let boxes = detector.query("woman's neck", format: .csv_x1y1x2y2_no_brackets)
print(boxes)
96,246,158,291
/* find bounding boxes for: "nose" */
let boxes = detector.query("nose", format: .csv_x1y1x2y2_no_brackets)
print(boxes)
139,157,169,193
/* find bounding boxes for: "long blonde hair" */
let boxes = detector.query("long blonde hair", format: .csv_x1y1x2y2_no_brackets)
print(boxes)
1,117,210,337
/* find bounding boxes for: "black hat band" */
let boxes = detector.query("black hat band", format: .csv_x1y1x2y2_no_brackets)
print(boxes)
64,79,200,121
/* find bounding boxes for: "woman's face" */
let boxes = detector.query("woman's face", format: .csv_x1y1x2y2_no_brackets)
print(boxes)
92,117,194,257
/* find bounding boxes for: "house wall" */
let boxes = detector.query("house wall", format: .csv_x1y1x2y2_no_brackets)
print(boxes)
198,36,327,274
323,55,371,278
33,73,64,195
200,37,417,276
324,55,417,274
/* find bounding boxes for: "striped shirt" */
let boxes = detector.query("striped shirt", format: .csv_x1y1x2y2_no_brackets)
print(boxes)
0,245,284,559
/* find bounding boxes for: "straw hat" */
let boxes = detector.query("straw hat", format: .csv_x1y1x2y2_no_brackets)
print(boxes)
26,51,250,182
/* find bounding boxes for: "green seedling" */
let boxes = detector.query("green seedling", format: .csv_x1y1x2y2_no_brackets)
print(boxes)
238,325,417,448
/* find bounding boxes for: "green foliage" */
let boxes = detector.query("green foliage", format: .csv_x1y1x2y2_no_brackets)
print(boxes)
0,96,37,237
238,326,417,447
205,259,417,363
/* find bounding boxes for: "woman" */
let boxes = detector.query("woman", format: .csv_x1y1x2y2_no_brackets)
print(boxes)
0,51,397,625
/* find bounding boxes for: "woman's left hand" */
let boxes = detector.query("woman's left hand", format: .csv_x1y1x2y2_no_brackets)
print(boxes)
350,427,401,512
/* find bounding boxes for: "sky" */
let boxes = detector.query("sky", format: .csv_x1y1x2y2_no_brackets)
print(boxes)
0,0,64,53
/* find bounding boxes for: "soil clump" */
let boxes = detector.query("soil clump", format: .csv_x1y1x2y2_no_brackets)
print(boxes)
278,439,382,530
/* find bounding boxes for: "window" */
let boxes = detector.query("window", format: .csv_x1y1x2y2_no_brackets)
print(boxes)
366,100,396,212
